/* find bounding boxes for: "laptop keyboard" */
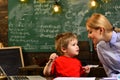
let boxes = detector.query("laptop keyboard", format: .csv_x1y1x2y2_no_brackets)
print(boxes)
0,69,4,75
12,76,29,80
0,66,29,80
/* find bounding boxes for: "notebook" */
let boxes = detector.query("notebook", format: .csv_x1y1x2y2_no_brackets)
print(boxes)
54,77,96,80
0,66,46,80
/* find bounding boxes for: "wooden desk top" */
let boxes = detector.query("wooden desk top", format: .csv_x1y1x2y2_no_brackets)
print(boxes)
19,65,44,70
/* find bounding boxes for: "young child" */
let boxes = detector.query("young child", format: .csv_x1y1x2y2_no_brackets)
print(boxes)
86,13,120,77
43,32,90,77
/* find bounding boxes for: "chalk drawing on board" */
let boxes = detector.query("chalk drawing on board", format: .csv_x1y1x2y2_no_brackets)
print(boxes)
8,3,34,40
8,0,90,52
40,43,54,50
33,0,53,16
64,0,89,36
9,4,33,20
23,43,38,51
106,10,120,27
103,1,120,27
67,0,89,6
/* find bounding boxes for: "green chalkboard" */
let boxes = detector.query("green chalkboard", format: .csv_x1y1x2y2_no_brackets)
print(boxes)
8,0,120,52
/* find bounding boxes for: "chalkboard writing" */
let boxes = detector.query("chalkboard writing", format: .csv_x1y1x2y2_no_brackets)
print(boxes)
8,0,120,52
0,46,24,76
8,0,90,52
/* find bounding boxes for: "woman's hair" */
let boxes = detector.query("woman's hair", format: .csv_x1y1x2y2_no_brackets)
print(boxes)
86,13,120,32
55,32,77,55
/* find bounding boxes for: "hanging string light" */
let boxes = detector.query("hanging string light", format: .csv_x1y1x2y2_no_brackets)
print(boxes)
37,0,46,3
20,0,28,3
52,0,62,13
89,0,99,9
102,0,111,3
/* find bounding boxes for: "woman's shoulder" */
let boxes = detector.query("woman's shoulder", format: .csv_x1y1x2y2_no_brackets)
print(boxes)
117,32,120,40
96,41,109,50
97,41,106,46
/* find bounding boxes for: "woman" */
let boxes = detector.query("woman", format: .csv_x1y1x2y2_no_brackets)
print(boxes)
86,13,120,77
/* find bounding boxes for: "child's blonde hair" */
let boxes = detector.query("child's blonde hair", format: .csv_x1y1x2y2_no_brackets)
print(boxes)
86,13,120,32
55,32,78,54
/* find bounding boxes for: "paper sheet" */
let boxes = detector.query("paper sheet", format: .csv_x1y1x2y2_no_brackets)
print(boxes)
54,77,96,80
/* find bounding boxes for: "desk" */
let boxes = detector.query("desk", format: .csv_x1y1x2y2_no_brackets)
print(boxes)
19,65,44,76
88,67,107,77
19,66,107,80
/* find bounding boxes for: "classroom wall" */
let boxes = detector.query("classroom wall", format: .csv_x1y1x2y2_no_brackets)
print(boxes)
0,0,8,47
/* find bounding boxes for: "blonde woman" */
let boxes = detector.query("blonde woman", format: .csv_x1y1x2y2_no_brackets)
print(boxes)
86,13,120,77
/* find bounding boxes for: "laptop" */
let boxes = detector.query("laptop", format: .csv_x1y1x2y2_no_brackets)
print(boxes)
0,46,24,76
0,46,46,80
0,66,46,80
0,66,7,76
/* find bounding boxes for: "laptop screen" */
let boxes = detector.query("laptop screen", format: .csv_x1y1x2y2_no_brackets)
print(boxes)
0,46,24,76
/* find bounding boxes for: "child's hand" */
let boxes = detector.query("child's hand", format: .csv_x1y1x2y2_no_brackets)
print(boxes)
49,53,58,61
83,66,90,73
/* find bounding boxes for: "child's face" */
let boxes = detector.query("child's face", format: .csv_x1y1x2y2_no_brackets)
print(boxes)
86,26,103,45
64,38,79,57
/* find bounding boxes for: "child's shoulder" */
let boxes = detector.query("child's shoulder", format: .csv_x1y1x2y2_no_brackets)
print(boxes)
56,56,65,60
55,56,79,62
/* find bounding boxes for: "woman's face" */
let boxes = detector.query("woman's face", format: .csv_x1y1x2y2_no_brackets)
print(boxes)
86,26,103,46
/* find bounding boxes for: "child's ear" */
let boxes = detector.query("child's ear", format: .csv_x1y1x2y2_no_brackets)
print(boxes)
61,47,67,53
